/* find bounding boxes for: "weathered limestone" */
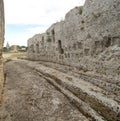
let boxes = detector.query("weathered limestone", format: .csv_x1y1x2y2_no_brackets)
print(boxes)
0,0,4,103
21,60,120,121
27,0,120,114
27,1,120,119
27,0,120,82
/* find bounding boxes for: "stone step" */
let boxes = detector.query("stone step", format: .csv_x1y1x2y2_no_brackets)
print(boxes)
33,64,120,121
38,61,120,96
38,61,120,105
22,60,120,121
69,71,120,97
36,71,106,121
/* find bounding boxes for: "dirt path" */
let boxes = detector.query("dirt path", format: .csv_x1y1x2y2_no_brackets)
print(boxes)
0,60,88,121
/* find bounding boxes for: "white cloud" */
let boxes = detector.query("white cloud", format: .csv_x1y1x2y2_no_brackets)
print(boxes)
4,0,86,46
4,0,85,25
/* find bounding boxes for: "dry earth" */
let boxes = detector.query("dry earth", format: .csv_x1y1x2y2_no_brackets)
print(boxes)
0,60,88,121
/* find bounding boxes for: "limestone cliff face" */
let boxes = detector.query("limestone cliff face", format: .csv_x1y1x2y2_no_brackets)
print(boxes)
0,0,4,103
27,0,120,81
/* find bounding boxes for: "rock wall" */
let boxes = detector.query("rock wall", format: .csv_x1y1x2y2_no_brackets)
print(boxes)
0,0,4,103
27,0,120,81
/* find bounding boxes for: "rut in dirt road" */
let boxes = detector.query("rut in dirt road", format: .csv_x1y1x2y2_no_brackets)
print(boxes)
0,60,88,121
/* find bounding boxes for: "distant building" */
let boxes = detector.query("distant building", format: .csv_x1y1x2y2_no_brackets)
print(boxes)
11,45,18,52
6,42,10,50
18,47,27,52
4,43,27,52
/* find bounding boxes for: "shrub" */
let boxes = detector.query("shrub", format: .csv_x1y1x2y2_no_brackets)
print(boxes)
5,58,12,63
79,7,83,15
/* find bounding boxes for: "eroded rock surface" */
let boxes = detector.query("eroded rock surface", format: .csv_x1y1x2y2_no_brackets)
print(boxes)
1,59,119,121
0,60,88,121
0,0,4,103
27,0,120,81
26,1,120,120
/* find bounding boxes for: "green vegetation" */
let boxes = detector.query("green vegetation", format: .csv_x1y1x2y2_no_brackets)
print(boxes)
79,7,83,15
3,52,27,63
10,52,26,58
3,47,10,52
81,27,84,30
3,45,27,52
5,58,12,63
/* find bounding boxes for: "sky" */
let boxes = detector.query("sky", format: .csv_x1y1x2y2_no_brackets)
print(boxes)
4,0,86,46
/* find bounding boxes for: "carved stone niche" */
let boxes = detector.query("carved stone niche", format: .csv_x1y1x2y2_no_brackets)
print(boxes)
84,48,90,56
73,43,77,50
77,42,83,49
58,40,64,54
103,36,112,48
95,40,101,48
36,43,39,53
111,36,120,46
46,37,52,42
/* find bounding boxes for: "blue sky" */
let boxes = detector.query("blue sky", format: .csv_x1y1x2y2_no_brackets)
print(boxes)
5,24,48,46
4,0,85,46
